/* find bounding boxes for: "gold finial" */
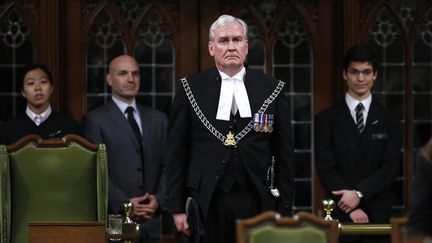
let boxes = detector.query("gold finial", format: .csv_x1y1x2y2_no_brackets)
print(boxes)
322,199,335,220
121,201,134,223
120,201,140,243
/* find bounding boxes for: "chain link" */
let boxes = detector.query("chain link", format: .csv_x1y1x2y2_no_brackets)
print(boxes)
181,77,285,145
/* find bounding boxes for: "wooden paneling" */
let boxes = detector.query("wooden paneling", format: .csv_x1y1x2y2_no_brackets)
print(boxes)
38,0,62,112
65,0,85,121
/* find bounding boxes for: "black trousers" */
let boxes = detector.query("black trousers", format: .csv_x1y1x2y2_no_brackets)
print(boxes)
201,182,261,243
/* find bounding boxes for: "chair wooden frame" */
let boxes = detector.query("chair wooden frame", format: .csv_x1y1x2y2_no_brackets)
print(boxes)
391,217,408,243
236,211,339,243
0,134,108,243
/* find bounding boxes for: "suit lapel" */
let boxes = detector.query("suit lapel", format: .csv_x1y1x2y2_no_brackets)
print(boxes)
138,105,152,189
364,101,381,134
336,102,360,155
138,105,150,150
358,101,381,155
191,68,227,133
106,100,140,148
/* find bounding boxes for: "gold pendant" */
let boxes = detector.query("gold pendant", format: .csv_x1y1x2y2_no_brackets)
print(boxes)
224,131,237,146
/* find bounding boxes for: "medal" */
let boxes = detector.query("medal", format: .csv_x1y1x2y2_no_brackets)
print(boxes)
254,113,274,133
224,131,237,146
253,113,260,132
268,114,273,133
263,114,269,132
259,113,264,132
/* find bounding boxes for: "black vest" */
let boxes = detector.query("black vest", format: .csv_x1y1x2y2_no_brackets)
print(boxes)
218,113,251,192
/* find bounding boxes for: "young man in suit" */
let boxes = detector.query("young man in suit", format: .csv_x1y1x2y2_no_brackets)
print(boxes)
165,15,294,243
82,55,167,243
0,63,79,145
315,45,402,243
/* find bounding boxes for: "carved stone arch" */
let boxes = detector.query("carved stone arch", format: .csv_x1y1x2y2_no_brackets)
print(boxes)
83,1,109,38
269,4,315,66
0,1,38,29
82,0,107,31
84,2,132,53
361,3,409,43
405,2,432,39
269,2,317,50
0,3,37,48
131,2,179,42
228,3,270,37
415,6,432,45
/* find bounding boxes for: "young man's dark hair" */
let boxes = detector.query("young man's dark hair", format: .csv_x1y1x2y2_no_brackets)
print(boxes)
342,44,378,73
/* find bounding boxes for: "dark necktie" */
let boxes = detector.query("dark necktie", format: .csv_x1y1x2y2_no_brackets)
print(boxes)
355,103,365,133
125,106,142,143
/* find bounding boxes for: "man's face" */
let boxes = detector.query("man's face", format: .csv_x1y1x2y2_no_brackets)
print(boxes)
343,61,377,100
208,21,248,76
22,68,53,111
107,56,140,104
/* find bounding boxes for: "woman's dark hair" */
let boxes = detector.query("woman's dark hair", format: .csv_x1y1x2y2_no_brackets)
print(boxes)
19,63,53,90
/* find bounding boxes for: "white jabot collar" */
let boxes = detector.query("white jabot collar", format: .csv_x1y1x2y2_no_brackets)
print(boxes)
216,67,252,121
26,105,52,126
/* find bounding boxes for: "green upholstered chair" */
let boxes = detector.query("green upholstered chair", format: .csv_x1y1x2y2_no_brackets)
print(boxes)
236,211,339,243
0,134,108,243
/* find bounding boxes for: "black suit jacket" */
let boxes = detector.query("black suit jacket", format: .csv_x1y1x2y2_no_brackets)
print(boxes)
165,67,295,219
315,100,401,223
81,100,167,238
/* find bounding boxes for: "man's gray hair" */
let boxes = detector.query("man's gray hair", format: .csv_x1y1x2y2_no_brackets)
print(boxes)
209,14,248,41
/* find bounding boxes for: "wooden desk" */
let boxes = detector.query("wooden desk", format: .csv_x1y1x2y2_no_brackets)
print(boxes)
29,221,106,243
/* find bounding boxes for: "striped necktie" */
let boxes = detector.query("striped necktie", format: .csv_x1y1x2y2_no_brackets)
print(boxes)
355,103,365,133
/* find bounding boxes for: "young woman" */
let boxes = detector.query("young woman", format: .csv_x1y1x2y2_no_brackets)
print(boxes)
0,63,79,145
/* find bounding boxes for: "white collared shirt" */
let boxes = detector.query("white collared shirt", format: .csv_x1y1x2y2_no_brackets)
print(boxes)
112,96,143,133
216,67,252,121
345,93,372,126
26,105,52,126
